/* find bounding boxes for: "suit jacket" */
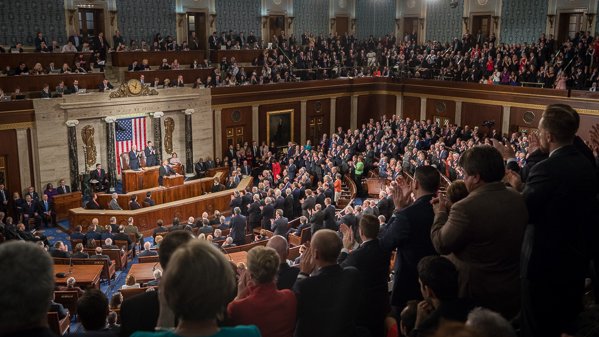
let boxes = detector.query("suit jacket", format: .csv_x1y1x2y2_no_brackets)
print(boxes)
301,196,316,217
129,201,142,210
128,151,140,170
248,201,261,224
86,200,102,210
380,194,437,309
90,168,107,182
323,205,337,230
144,147,157,166
522,145,599,283
109,199,122,210
261,204,275,230
72,251,89,258
309,210,325,234
56,185,71,194
230,214,247,245
37,200,54,214
158,165,175,185
144,197,155,207
431,182,528,318
138,249,158,257
294,265,363,337
120,290,160,337
338,239,391,337
272,217,289,237
277,263,300,290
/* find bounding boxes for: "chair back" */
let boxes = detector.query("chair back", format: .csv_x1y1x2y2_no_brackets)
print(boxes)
54,291,79,315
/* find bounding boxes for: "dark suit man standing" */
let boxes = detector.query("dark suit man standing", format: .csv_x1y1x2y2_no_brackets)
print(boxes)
503,104,599,337
144,141,157,167
128,145,141,170
56,179,71,195
229,207,247,246
158,160,175,186
247,195,262,229
271,209,289,237
0,183,8,213
260,198,275,231
380,166,440,315
294,229,363,337
339,214,391,337
322,198,337,230
267,235,300,290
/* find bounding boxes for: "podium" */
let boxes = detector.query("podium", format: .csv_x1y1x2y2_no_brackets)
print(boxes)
164,175,184,188
54,191,83,221
122,167,160,193
366,178,388,197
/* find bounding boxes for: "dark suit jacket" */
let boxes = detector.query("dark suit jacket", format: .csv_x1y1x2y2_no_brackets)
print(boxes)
56,185,71,194
301,197,316,217
277,263,300,290
90,169,107,182
338,239,391,337
86,200,102,210
36,200,54,214
158,165,174,185
380,194,437,308
309,210,325,234
260,204,275,230
294,265,363,337
323,205,337,230
248,201,261,225
272,217,289,237
230,214,247,245
120,291,159,337
128,151,140,170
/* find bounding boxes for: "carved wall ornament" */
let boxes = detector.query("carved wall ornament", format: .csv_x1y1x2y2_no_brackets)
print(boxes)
81,125,97,167
164,117,175,155
109,80,158,98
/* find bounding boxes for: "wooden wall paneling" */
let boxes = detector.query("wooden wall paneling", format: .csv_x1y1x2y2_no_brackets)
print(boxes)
335,96,351,131
578,114,599,143
0,130,21,195
356,94,396,127
402,96,421,121
306,99,331,143
425,98,456,125
509,107,544,134
461,102,503,133
258,102,301,146
221,106,253,158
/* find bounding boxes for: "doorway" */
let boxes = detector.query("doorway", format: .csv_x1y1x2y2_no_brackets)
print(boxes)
187,12,207,50
558,12,584,43
268,15,286,44
336,16,349,35
78,8,104,42
471,15,491,41
403,17,418,42
308,116,324,146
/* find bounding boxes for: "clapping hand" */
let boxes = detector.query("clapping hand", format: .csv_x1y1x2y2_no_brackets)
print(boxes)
505,169,523,192
299,246,315,275
415,300,434,328
431,192,449,215
342,226,354,251
390,177,413,210
236,269,253,300
491,139,516,160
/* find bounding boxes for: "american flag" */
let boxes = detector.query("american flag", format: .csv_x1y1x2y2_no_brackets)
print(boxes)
115,117,146,174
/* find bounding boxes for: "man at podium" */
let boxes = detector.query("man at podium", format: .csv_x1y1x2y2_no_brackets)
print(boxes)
158,160,176,186
90,163,109,192
128,145,141,170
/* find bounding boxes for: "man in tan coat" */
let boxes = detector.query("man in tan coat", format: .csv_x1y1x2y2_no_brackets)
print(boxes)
431,145,528,320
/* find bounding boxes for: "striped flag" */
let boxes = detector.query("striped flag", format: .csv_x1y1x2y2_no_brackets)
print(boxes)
115,117,146,174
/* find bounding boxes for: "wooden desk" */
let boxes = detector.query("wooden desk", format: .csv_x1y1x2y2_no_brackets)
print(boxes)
122,167,159,193
0,73,105,93
210,49,264,63
111,50,206,67
97,167,228,210
53,264,102,289
53,192,82,221
70,176,252,236
164,175,184,187
227,251,248,265
128,262,162,285
0,52,92,71
365,178,388,197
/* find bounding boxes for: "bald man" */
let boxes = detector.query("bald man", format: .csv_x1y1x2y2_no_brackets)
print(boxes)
267,235,299,290
293,229,363,337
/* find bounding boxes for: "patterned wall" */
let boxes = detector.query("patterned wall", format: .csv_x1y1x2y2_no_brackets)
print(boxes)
356,0,396,38
294,0,329,36
500,0,547,44
0,0,67,46
426,0,463,43
117,0,177,44
215,0,261,37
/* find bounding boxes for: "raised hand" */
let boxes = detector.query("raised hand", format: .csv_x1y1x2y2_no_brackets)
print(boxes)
342,227,354,250
299,246,315,275
505,169,523,192
491,138,515,159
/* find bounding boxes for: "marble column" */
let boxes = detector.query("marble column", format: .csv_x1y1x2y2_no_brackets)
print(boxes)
396,94,403,118
455,101,463,126
252,105,259,142
66,120,80,191
105,117,117,192
300,100,307,144
214,109,222,158
329,97,336,135
420,97,427,121
152,111,164,164
184,109,194,175
350,95,358,130
502,106,511,135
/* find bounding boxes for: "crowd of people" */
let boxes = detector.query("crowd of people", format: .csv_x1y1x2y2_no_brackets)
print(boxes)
1,101,599,337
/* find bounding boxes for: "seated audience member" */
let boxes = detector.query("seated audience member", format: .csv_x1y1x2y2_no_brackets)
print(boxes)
0,241,55,335
222,236,236,248
56,276,85,297
91,247,112,265
114,225,133,250
147,269,162,287
40,84,51,98
192,77,204,88
102,238,119,249
152,219,168,238
130,241,260,337
110,293,123,310
293,229,363,337
445,179,468,205
50,298,69,320
465,307,516,337
217,215,229,230
411,256,474,337
431,146,527,319
98,78,114,92
400,300,419,337
139,242,158,257
338,214,391,337
266,235,299,290
85,221,102,246
49,241,71,258
293,216,310,236
62,41,78,52
101,225,114,242
120,231,194,336
86,193,102,209
198,219,213,235
153,235,164,248
213,229,226,241
175,75,185,87
71,243,89,258
254,229,268,242
124,217,143,242
109,193,122,210
144,192,155,207
55,80,67,97
74,289,113,335
122,275,140,289
228,246,297,337
129,195,142,210
107,311,120,332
